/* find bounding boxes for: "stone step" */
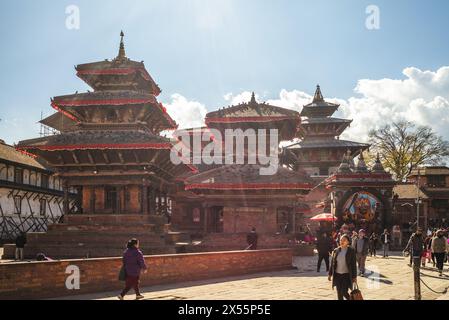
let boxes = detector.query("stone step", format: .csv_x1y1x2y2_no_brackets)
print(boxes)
23,244,176,259
25,236,165,246
47,223,158,233
165,232,192,245
27,231,164,240
64,214,168,226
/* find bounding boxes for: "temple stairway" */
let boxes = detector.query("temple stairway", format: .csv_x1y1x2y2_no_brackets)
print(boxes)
16,214,191,259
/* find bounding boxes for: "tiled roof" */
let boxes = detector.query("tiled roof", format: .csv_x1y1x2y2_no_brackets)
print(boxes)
0,142,47,170
40,113,78,132
287,139,370,149
185,164,315,186
18,130,171,149
393,183,429,199
207,98,299,120
301,117,352,124
53,90,157,104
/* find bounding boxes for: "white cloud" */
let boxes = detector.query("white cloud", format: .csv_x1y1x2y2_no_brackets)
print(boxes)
166,66,449,145
163,93,208,129
223,91,259,105
339,66,449,142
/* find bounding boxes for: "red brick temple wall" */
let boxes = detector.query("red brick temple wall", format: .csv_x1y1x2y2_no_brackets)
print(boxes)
82,187,93,212
0,249,293,299
223,207,277,234
127,185,141,213
94,187,105,211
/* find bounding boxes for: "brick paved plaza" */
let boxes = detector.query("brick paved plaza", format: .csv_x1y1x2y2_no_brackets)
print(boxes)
55,252,449,300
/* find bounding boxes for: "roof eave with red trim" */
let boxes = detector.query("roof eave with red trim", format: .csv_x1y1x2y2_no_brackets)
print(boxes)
185,183,313,191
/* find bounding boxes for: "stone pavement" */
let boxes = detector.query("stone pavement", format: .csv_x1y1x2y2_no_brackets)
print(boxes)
55,252,449,300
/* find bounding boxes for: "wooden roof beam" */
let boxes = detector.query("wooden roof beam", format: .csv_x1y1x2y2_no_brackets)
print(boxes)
86,150,95,164
102,150,111,164
71,150,80,164
118,151,125,164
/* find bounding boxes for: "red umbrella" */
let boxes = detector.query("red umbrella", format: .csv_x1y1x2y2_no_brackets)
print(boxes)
310,213,335,222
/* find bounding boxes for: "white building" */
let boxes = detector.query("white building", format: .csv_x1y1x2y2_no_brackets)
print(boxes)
0,140,77,241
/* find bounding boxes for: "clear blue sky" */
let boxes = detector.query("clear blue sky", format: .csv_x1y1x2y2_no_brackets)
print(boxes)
1,0,449,144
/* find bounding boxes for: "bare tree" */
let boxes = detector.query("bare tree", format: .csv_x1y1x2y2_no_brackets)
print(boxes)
368,121,449,180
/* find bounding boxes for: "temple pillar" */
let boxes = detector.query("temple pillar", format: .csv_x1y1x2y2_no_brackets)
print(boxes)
203,204,210,234
63,180,69,215
142,180,149,215
162,192,167,216
292,205,297,234
149,186,156,215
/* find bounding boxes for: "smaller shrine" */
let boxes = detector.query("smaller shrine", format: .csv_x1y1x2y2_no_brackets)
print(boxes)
325,151,396,234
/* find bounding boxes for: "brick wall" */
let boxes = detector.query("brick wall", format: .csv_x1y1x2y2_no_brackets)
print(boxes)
127,185,141,213
82,187,92,212
94,187,104,212
223,207,277,233
0,249,293,300
190,233,292,252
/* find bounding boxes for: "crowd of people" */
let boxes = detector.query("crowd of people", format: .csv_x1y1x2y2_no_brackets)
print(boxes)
315,223,449,300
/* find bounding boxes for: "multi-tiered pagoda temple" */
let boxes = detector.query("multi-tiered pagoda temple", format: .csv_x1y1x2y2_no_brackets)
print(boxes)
18,32,194,217
286,85,369,177
15,33,195,258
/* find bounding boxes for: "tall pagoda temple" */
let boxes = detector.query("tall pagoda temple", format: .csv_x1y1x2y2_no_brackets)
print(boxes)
14,33,197,258
285,85,369,177
18,32,195,217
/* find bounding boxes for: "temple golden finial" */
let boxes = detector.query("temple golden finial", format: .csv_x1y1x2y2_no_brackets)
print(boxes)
250,92,257,104
117,30,126,60
313,84,324,103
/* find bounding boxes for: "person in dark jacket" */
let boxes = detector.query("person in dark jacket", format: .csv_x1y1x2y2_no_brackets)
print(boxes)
328,234,358,300
369,232,379,257
354,229,369,276
118,238,148,300
404,228,425,267
317,233,333,272
380,229,391,258
246,227,258,250
15,232,27,261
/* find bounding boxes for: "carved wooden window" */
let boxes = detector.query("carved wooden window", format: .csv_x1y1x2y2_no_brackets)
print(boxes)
427,175,446,188
192,208,201,223
14,196,22,214
39,198,47,216
41,174,49,189
105,187,117,210
14,167,23,184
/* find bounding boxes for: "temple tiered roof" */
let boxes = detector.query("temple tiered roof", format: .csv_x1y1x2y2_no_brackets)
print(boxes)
300,85,340,118
75,32,161,94
185,164,314,192
206,92,300,141
18,32,194,188
285,85,370,175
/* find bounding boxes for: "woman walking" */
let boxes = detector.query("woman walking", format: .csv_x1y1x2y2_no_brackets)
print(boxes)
328,234,358,300
431,230,448,276
118,238,148,300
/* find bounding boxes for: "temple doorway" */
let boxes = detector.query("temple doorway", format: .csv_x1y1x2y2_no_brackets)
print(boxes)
209,206,224,233
277,207,293,234
105,186,118,213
